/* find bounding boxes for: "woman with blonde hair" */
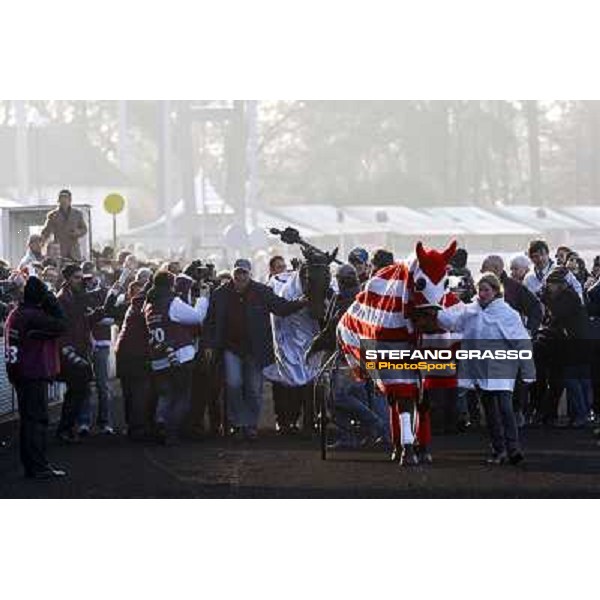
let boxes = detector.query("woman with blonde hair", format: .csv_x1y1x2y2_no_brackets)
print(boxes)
426,272,535,465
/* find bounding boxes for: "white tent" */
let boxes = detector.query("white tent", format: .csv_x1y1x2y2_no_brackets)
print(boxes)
266,204,382,236
560,205,600,228
344,205,469,235
418,206,539,236
494,205,591,232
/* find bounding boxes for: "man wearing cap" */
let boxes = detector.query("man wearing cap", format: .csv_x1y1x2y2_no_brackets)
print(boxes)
204,258,308,439
348,247,371,287
40,189,88,262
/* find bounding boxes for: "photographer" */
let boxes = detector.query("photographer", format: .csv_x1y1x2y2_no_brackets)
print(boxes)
4,276,67,478
534,268,590,427
144,270,208,445
448,247,476,302
179,261,223,437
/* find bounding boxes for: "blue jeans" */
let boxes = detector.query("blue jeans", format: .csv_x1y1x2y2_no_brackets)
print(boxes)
154,362,194,440
223,351,264,428
480,389,520,455
332,368,388,444
77,346,113,429
564,363,592,424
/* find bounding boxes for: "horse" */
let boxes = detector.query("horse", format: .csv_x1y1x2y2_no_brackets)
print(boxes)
263,228,338,430
337,239,459,465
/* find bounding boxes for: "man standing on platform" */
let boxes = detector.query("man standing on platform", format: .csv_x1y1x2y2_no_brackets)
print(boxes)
41,189,88,262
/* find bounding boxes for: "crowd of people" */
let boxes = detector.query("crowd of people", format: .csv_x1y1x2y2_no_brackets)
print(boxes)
2,190,600,478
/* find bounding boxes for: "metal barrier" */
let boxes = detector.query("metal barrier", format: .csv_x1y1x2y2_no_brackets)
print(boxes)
0,338,15,417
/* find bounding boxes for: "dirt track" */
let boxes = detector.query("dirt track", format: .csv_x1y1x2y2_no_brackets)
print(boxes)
1,423,599,498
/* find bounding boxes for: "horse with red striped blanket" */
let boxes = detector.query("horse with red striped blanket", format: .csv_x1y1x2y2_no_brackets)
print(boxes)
337,240,460,466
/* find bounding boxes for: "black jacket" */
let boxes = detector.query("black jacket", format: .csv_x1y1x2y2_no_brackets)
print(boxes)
535,286,588,367
203,280,305,368
500,271,543,333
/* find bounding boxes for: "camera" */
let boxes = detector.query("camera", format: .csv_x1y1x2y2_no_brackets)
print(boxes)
183,260,217,301
185,260,216,285
447,274,475,302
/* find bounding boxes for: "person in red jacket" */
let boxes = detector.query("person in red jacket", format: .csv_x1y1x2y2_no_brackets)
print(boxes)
114,280,152,440
4,276,67,478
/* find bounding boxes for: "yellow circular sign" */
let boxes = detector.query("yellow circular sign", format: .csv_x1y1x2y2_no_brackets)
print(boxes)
103,193,126,215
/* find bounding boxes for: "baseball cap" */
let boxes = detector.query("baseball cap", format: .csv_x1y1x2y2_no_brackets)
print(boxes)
336,263,357,280
233,258,252,273
348,247,369,264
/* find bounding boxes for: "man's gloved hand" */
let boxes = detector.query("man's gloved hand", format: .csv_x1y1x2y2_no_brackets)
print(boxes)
166,346,181,368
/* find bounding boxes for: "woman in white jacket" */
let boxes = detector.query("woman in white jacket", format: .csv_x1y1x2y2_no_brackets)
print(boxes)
435,272,535,465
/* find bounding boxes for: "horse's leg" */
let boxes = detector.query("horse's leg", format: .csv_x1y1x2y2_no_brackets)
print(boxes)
273,382,288,432
397,397,419,467
388,398,401,461
416,406,432,464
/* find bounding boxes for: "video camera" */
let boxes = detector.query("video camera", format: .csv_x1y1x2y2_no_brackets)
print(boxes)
184,260,216,284
447,274,476,302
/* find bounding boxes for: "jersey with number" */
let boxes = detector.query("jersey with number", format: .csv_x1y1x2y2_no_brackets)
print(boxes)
4,305,61,383
144,296,195,369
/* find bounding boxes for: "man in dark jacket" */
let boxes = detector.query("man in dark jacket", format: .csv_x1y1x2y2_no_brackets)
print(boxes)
55,264,95,443
204,258,307,438
4,276,67,478
535,268,589,425
481,255,542,333
114,281,151,440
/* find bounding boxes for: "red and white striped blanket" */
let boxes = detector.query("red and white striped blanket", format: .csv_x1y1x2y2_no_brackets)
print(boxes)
337,241,460,398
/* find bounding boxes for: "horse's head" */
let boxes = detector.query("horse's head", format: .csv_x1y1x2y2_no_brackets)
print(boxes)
299,246,337,320
410,240,457,308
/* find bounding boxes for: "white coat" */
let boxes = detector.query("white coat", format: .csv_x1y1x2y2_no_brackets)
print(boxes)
437,297,536,392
